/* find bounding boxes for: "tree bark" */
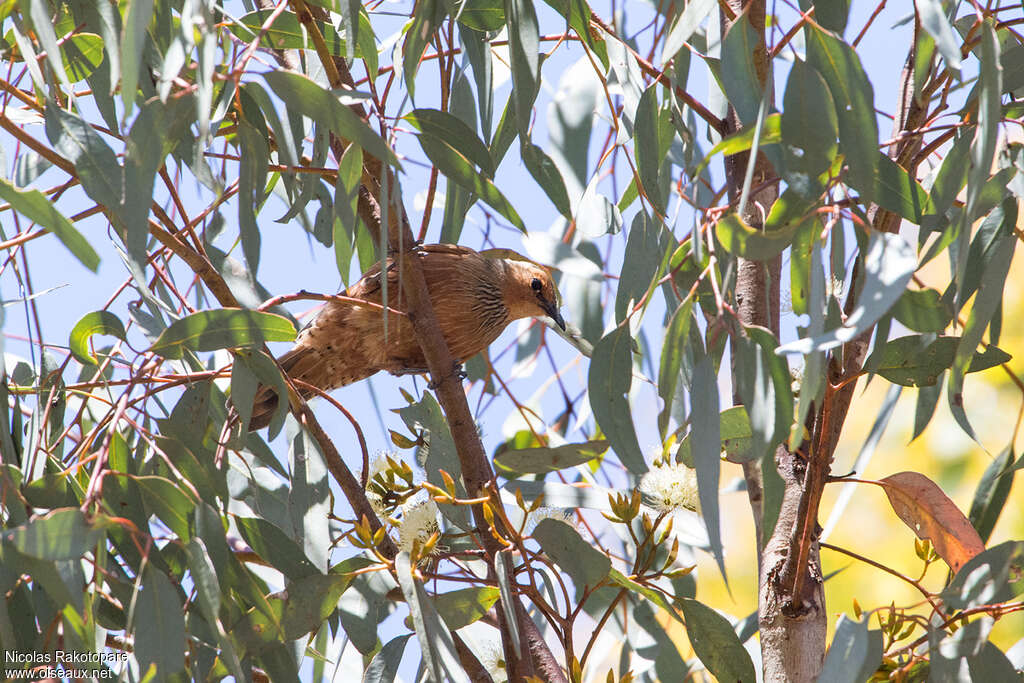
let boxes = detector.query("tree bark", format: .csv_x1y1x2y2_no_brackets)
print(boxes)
719,2,827,679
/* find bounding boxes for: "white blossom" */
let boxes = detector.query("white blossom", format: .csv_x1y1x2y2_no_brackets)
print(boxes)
397,499,440,553
638,462,700,513
478,636,507,682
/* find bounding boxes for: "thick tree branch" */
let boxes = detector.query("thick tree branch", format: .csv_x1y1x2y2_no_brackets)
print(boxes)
283,5,564,677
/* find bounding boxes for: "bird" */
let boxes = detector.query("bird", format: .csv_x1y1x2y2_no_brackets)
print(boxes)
246,243,564,430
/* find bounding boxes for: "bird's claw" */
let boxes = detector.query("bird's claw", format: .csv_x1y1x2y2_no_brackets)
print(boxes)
426,362,466,390
387,239,425,256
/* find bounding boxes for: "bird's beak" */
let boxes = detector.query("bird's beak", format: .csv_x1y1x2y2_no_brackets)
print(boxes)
542,300,566,331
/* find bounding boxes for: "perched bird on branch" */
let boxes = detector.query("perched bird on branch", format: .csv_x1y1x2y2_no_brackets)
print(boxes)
247,244,564,430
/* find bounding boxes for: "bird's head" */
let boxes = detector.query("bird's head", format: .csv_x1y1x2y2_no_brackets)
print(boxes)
503,261,565,331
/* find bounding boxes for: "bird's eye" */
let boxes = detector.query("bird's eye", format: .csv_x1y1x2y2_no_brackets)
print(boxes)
531,278,543,292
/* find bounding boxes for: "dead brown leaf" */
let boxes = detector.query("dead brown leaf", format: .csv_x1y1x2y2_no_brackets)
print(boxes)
878,471,985,573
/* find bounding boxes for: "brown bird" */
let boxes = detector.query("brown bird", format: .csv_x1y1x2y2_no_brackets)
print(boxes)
247,244,564,430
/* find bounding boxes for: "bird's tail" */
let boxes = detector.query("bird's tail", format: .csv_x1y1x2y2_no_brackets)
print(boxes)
246,346,320,431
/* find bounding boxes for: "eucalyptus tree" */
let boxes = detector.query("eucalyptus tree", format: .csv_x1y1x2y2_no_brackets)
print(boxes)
0,0,1022,681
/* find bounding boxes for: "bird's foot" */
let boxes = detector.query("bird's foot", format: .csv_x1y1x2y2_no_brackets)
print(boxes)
391,366,429,377
387,239,424,256
426,362,466,390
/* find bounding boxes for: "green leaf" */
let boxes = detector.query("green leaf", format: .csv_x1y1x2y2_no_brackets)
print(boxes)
875,335,1010,387
133,475,196,540
3,508,105,561
676,405,756,465
968,447,1015,544
28,0,73,92
949,232,1015,438
229,10,346,52
363,634,411,683
782,59,839,177
134,565,186,678
778,233,916,355
942,541,1024,610
263,71,400,169
634,83,674,211
0,178,100,271
493,549,522,659
917,0,962,71
397,393,470,530
680,598,756,683
692,113,782,180
432,586,500,630
43,103,122,214
541,0,607,68
521,142,573,219
402,0,444,96
280,573,361,640
504,0,539,138
461,25,494,148
395,553,469,683
69,311,126,365
658,300,694,437
912,372,944,440
721,13,763,126
494,440,607,475
799,0,849,33
185,537,245,681
235,516,320,582
892,287,952,333
416,134,525,231
606,568,681,620
150,309,296,359
616,211,667,323
588,326,647,474
405,108,494,176
715,209,807,261
120,0,155,113
60,33,105,82
806,25,878,194
453,0,505,32
533,518,611,589
821,615,874,683
691,354,725,580
236,90,269,274
661,0,716,66
735,326,794,462
860,153,934,224
500,479,613,510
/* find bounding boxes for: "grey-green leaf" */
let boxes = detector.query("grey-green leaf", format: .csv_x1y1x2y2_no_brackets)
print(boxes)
805,25,878,195
494,440,607,475
777,232,916,355
721,13,764,126
134,565,186,678
691,354,725,579
892,287,952,333
533,518,611,589
150,309,296,359
69,311,127,365
263,71,400,169
362,634,411,683
588,326,647,474
680,597,756,683
3,508,105,561
821,615,874,683
917,0,962,71
0,178,100,271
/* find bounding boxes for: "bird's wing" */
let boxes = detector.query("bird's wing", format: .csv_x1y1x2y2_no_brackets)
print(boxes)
350,246,478,301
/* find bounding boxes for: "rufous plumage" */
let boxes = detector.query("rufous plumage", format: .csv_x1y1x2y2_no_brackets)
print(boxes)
247,244,563,430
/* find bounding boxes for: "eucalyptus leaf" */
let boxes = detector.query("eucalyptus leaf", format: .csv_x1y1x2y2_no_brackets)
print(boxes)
777,233,916,355
150,310,296,360
588,326,647,474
